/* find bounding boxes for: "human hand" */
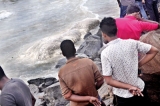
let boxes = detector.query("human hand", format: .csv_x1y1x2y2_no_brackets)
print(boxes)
129,87,144,97
89,97,101,106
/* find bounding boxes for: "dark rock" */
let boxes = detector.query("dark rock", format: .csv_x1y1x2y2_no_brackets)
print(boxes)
43,84,69,106
83,32,92,39
29,84,45,105
76,53,89,58
77,34,102,60
28,77,58,87
140,74,160,105
55,58,67,68
94,58,102,73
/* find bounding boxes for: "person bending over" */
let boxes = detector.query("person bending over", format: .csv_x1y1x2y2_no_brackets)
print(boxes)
116,4,159,40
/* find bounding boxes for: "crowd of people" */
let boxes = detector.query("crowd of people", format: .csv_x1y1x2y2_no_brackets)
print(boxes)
0,1,159,106
117,0,159,22
59,3,159,106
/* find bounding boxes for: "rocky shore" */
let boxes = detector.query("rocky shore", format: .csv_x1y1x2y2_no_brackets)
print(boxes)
28,28,114,106
28,29,160,106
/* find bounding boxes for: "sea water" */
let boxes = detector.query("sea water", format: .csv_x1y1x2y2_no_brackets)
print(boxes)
0,0,119,82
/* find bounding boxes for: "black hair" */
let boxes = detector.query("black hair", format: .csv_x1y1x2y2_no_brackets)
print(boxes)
126,4,140,14
0,66,6,80
60,40,76,58
99,17,117,37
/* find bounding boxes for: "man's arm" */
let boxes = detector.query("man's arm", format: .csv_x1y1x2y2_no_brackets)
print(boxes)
139,46,158,67
64,91,101,106
95,77,104,90
92,62,104,90
140,18,159,24
104,76,143,96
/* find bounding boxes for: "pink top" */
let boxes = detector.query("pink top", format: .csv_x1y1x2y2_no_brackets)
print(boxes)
116,16,158,40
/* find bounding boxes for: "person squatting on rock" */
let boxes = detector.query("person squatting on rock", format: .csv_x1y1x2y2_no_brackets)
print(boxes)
58,40,106,106
116,4,159,40
0,66,36,106
100,17,158,106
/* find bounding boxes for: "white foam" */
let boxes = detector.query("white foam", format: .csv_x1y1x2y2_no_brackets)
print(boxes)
0,10,12,20
80,0,99,19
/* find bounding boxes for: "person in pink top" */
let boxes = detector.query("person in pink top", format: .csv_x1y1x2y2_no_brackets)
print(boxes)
116,4,159,40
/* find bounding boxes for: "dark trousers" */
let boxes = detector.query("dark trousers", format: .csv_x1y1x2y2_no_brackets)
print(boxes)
145,0,159,22
120,5,128,18
113,88,151,106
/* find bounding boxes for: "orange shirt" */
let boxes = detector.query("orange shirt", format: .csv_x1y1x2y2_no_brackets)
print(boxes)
58,57,103,106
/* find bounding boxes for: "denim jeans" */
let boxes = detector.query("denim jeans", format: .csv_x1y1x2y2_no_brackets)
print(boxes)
145,0,159,22
135,1,148,19
120,5,128,18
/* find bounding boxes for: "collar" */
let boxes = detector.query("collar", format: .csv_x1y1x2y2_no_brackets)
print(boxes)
106,38,121,46
124,15,137,20
66,57,79,64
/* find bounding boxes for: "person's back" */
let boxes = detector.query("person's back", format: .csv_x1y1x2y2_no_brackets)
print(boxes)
1,79,32,106
116,4,158,40
101,39,145,97
59,40,104,106
59,58,102,106
100,17,158,106
116,16,143,40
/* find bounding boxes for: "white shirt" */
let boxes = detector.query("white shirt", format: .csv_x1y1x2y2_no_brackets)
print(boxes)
101,38,151,98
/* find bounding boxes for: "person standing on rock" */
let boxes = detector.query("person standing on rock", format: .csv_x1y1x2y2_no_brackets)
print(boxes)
0,66,36,106
100,17,158,106
135,0,148,19
117,0,135,17
58,40,105,106
116,4,159,40
145,0,159,22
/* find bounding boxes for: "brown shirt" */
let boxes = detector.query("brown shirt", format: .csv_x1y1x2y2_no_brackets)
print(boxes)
58,57,103,106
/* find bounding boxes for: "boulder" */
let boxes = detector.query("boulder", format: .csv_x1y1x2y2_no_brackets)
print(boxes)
55,58,67,68
28,77,58,87
55,53,90,69
140,30,160,74
77,33,102,60
98,83,113,106
94,58,102,73
43,84,69,106
29,84,45,106
83,32,92,39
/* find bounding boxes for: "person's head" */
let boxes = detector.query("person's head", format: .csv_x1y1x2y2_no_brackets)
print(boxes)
0,66,7,90
60,40,76,59
99,17,117,43
126,4,141,18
